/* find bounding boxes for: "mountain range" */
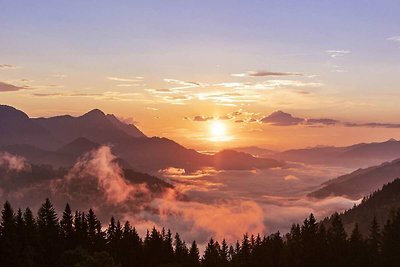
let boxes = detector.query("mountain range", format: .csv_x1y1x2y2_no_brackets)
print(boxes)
0,105,283,172
309,158,400,199
275,139,400,168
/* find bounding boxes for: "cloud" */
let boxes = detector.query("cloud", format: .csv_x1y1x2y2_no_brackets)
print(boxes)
232,71,303,77
344,122,400,128
31,91,142,101
184,109,261,124
217,80,322,90
326,50,350,58
184,115,214,122
163,79,205,90
261,110,400,128
261,110,305,126
0,146,363,247
107,76,143,82
0,64,17,69
387,36,400,43
0,81,30,92
306,118,340,126
284,175,299,181
325,50,350,73
0,152,31,172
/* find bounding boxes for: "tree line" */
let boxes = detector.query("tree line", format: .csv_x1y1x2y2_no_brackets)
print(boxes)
1,199,400,267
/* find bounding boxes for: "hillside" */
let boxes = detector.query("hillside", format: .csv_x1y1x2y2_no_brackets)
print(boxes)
327,179,400,236
309,159,400,199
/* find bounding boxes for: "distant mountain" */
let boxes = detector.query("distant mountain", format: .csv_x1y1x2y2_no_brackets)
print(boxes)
57,137,100,156
111,139,284,172
0,105,283,172
211,150,281,170
326,179,400,236
0,144,75,167
309,159,400,199
276,139,400,168
230,146,276,158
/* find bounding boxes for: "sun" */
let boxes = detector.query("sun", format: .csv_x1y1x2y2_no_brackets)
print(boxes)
210,120,226,137
209,120,231,142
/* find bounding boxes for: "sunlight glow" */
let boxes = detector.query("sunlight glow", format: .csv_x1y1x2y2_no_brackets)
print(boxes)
209,120,232,142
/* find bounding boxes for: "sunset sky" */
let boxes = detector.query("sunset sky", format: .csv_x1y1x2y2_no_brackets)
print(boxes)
2,1,400,150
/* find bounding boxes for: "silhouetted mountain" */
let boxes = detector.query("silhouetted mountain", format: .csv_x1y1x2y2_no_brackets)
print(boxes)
106,114,145,138
0,105,284,172
230,146,276,158
0,105,62,150
276,139,400,168
211,150,281,170
34,108,146,145
115,138,284,172
57,137,100,156
325,179,400,236
0,161,173,196
0,144,75,167
309,159,400,199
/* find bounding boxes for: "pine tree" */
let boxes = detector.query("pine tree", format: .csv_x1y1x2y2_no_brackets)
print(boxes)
188,240,200,267
60,203,74,250
37,198,60,267
23,207,38,266
219,239,229,266
382,209,400,267
300,213,319,267
87,208,103,251
0,201,18,267
161,228,174,264
327,213,348,267
174,232,188,264
202,238,220,267
240,233,251,266
368,216,381,266
349,223,368,267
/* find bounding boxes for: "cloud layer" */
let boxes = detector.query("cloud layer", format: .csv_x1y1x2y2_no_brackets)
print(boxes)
0,81,29,92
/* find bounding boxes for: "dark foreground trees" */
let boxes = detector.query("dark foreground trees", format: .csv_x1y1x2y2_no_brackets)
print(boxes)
1,199,400,267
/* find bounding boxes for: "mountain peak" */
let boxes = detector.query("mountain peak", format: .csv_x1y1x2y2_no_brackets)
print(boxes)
0,105,29,121
81,108,106,119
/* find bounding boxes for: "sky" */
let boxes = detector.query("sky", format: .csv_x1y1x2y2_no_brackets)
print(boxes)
1,0,400,150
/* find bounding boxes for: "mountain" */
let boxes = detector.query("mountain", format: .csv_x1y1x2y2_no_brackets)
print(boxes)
326,179,400,236
0,162,173,196
57,137,100,156
34,109,146,145
106,138,284,172
230,146,276,158
106,114,145,138
0,144,75,167
210,150,281,170
0,105,62,150
0,105,283,172
276,139,400,168
309,158,400,199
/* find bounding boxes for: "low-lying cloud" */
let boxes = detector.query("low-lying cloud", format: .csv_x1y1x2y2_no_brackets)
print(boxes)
0,152,31,172
0,147,361,246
